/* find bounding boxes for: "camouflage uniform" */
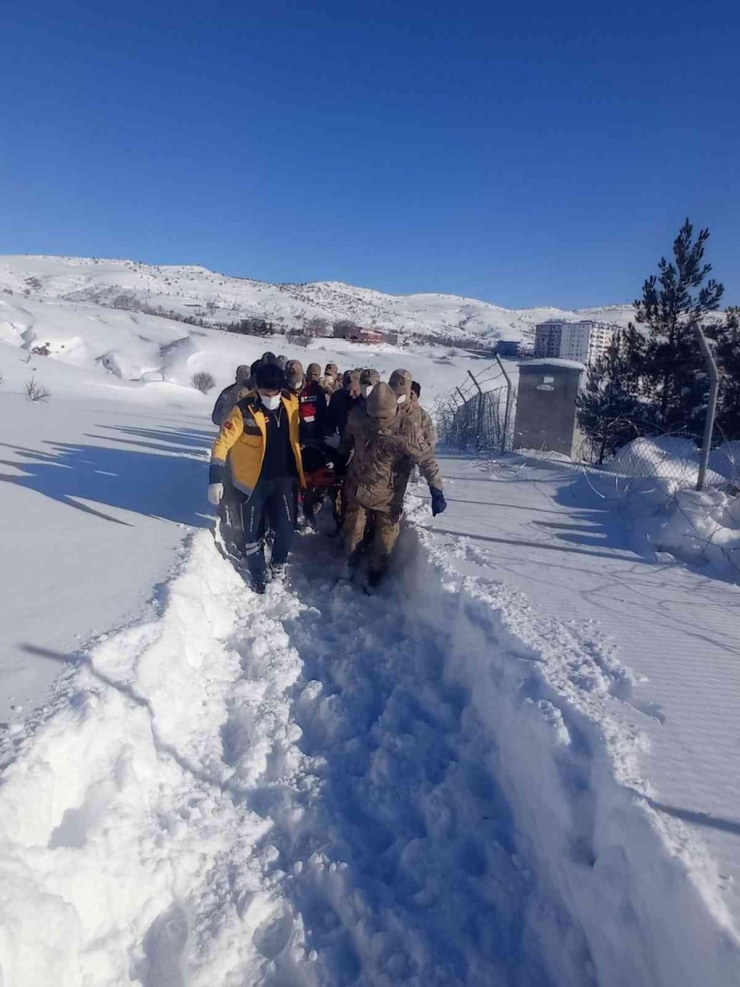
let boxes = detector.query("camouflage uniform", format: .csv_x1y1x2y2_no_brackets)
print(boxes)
387,370,436,517
341,383,442,577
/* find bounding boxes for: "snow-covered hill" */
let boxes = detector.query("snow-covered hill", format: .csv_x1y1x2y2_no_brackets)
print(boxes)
0,254,635,343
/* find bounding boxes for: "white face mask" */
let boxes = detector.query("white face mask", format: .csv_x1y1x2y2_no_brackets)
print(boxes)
361,384,374,398
260,393,281,411
325,374,335,383
396,394,408,405
291,379,304,391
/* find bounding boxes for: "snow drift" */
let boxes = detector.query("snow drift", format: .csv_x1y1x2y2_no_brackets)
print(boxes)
1,512,738,986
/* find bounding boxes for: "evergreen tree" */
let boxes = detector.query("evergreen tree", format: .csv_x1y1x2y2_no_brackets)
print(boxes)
635,219,724,433
577,326,647,462
709,307,740,440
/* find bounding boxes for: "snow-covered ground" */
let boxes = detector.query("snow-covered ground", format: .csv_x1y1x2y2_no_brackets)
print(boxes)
0,317,505,721
1,275,740,986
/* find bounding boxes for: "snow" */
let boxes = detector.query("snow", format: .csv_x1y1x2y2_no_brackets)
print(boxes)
1,262,740,985
0,314,505,720
609,436,724,486
520,358,586,370
0,254,636,345
423,457,740,940
2,475,739,985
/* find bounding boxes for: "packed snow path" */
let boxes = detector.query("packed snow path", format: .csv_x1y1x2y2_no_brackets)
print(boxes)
0,530,562,986
1,456,740,985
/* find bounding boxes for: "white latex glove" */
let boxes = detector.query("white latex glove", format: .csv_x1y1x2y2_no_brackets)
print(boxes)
324,433,341,449
208,482,224,506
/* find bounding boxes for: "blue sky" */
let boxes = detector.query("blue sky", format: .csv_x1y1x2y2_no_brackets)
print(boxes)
1,0,738,308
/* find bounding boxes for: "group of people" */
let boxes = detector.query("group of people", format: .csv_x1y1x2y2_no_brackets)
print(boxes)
207,352,446,593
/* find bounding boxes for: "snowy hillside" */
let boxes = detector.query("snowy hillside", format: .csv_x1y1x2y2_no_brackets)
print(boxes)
0,255,635,343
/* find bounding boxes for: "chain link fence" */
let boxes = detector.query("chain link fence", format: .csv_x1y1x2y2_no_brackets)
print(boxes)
437,372,740,490
434,361,515,454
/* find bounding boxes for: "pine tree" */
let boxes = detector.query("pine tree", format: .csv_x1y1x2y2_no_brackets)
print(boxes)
636,220,724,434
709,307,740,440
577,326,647,462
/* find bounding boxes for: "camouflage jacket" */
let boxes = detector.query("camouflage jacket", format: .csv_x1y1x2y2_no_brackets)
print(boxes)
341,404,442,513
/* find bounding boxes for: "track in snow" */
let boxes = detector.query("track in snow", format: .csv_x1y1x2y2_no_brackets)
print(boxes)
0,518,565,987
250,526,559,987
4,503,738,987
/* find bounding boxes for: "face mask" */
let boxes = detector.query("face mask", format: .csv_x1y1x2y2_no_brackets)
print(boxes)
292,379,304,391
325,375,335,383
361,384,374,398
261,393,281,411
396,394,408,405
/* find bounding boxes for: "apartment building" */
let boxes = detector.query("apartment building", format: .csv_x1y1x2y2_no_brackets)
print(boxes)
533,320,615,366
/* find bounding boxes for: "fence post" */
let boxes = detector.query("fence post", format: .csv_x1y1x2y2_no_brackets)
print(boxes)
693,324,719,491
495,355,513,454
468,371,484,451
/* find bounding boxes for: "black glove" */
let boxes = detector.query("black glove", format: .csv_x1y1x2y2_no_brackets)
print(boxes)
430,487,447,517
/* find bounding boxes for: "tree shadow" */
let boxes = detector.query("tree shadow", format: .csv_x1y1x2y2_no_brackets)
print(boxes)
647,797,740,837
0,424,214,528
429,525,651,565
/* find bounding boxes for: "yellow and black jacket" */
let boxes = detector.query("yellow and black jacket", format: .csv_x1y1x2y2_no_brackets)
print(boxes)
210,391,306,497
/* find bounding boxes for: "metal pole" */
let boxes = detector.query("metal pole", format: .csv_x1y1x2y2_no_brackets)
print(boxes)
495,355,513,454
468,371,485,451
694,324,720,491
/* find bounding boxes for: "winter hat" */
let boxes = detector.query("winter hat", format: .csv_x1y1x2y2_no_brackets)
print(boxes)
343,369,360,386
235,364,250,383
367,382,398,424
285,359,304,377
411,380,421,398
389,368,412,398
276,355,287,370
360,368,380,387
250,358,262,375
307,362,322,382
325,363,338,376
255,362,287,391
261,351,278,365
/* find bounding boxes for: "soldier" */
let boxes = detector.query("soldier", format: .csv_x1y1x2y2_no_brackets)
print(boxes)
306,362,322,384
359,368,380,398
341,382,446,587
285,360,305,394
411,379,436,448
326,369,362,441
388,369,436,518
211,365,251,427
321,363,342,395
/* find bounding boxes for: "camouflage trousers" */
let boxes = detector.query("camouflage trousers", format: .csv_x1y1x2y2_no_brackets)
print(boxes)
342,504,400,575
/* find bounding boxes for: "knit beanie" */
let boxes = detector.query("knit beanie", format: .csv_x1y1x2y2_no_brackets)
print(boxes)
307,362,321,381
367,382,399,424
255,362,287,391
389,368,412,398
